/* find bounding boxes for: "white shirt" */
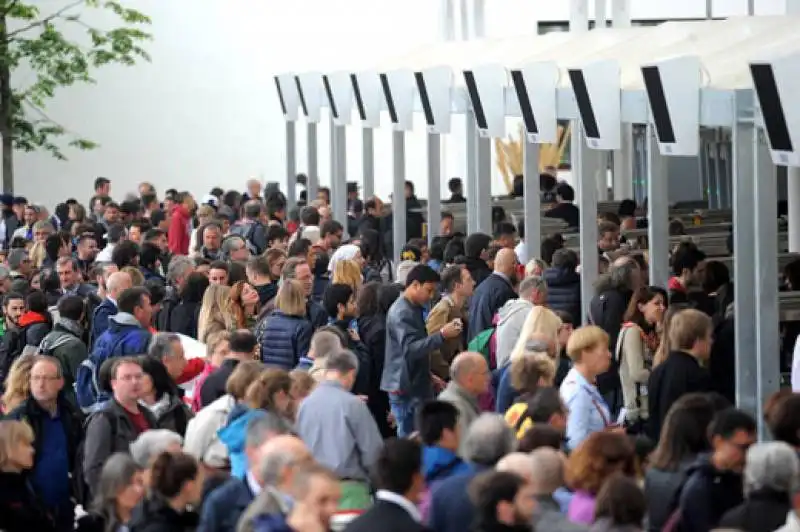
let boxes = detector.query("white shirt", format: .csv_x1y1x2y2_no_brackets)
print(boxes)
375,490,422,523
96,243,116,263
791,336,800,393
515,241,527,264
246,471,262,496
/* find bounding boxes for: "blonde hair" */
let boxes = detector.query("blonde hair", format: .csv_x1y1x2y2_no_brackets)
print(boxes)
289,370,316,399
667,309,712,353
2,354,36,413
509,352,556,394
29,241,45,269
198,284,234,343
525,258,548,277
122,266,144,287
566,326,610,362
0,420,34,468
276,280,306,317
510,306,562,362
244,368,292,410
205,330,230,359
332,259,362,294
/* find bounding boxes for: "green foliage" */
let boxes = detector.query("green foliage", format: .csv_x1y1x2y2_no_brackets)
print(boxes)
0,0,151,160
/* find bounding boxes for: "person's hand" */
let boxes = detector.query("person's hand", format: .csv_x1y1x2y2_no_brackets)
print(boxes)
431,373,446,392
348,328,360,342
441,319,462,339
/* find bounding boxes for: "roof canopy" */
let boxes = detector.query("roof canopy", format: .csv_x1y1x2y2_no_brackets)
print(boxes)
367,15,800,90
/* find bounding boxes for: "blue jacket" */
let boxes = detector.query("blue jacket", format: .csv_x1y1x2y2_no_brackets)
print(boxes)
198,476,255,532
90,298,117,349
467,273,517,342
252,514,293,532
429,464,489,532
494,364,519,413
90,313,151,364
258,310,312,370
218,404,266,479
423,446,471,485
543,267,582,323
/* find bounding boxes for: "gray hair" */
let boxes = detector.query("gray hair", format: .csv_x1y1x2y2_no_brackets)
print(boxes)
519,276,547,299
166,255,195,285
609,258,639,291
324,349,359,373
91,453,142,527
221,235,246,257
744,442,800,496
245,411,291,449
148,332,181,360
309,330,344,360
462,413,516,466
130,429,183,468
529,447,565,495
260,449,301,485
496,452,535,480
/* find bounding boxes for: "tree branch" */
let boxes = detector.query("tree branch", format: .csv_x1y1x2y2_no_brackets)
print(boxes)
8,0,85,37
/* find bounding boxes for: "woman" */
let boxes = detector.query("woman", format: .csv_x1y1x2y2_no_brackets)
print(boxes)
230,281,260,330
328,243,364,274
591,475,646,532
1,353,35,413
189,205,215,257
360,228,392,283
616,286,666,429
565,431,636,525
76,453,146,532
190,331,230,413
508,305,562,363
168,192,194,256
169,272,209,338
496,339,556,413
560,325,613,451
0,420,55,531
503,353,557,438
652,304,691,367
138,356,193,436
644,393,718,531
258,280,312,370
197,284,234,343
332,258,363,296
128,452,203,532
356,282,400,438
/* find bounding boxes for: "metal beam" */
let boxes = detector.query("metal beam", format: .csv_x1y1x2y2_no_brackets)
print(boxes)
577,134,599,324
362,128,375,199
440,0,455,41
732,92,758,418
392,131,407,263
753,127,779,439
476,135,492,234
459,0,470,39
465,113,478,233
790,169,800,252
646,124,669,288
570,0,589,32
523,140,541,265
285,121,296,209
473,0,486,38
427,133,442,246
307,122,319,202
331,125,347,224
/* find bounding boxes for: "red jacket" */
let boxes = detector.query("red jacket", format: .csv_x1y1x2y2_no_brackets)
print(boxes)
168,204,190,255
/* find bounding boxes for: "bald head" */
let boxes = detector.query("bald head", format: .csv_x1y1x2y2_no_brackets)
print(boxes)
496,452,534,481
259,434,312,489
495,248,517,276
450,351,488,383
529,447,565,495
106,271,132,299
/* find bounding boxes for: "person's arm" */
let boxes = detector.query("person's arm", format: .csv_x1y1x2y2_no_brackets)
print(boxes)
426,302,451,379
295,322,312,364
564,387,593,452
396,308,445,363
349,400,384,470
620,327,648,421
678,476,710,532
83,412,113,488
251,224,268,255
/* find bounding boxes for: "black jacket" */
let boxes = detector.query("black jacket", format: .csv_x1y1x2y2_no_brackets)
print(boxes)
644,458,696,532
461,257,492,288
718,488,791,532
709,316,736,405
545,202,580,229
678,454,744,532
128,494,199,532
155,286,181,332
169,300,203,338
0,472,57,532
467,273,516,342
357,313,394,438
200,358,240,408
647,351,713,441
344,499,428,532
543,266,582,322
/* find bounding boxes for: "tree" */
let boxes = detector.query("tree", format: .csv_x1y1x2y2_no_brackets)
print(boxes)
0,0,151,192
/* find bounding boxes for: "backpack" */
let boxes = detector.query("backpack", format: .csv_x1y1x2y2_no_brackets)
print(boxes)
72,409,117,506
75,328,141,412
232,221,261,255
468,327,498,370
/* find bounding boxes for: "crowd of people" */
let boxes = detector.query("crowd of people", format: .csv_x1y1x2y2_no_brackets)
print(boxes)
0,175,798,532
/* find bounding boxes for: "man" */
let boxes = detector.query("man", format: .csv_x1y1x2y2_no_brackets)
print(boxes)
12,203,39,241
154,254,194,332
147,332,188,382
495,276,547,369
38,296,89,406
296,349,383,510
56,257,96,299
243,178,262,202
247,254,278,307
94,176,111,198
8,355,84,531
530,447,586,532
438,352,490,453
74,233,99,280
427,265,474,380
440,211,454,237
202,426,307,532
469,471,536,532
196,221,223,261
278,257,328,329
82,357,156,494
463,232,493,288
493,222,517,250
545,183,580,229
468,248,518,342
679,408,757,532
344,439,427,532
320,220,344,253
0,292,26,382
208,260,230,286
668,241,707,306
0,194,20,249
90,270,132,347
597,220,621,254
7,248,31,280
444,177,466,204
418,401,471,488
359,196,384,235
543,248,581,324
200,330,259,407
231,200,269,255
293,206,322,245
429,414,517,532
96,223,127,263
381,265,461,437
222,234,251,262
302,329,345,379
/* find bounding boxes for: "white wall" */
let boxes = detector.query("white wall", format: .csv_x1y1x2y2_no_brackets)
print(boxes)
11,0,792,208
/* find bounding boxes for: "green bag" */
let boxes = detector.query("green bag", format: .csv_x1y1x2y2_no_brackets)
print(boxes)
468,327,496,368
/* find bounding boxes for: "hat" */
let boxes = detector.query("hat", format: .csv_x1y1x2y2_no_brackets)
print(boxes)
7,248,28,270
0,194,13,208
201,194,219,208
12,196,27,205
400,244,421,263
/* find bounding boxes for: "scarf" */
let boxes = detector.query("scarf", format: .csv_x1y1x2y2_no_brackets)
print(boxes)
57,317,83,337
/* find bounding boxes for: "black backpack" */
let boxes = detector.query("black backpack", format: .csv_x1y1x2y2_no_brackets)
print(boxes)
72,410,118,507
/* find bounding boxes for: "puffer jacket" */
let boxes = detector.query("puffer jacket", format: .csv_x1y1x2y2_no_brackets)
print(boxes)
495,298,533,369
543,266,582,323
257,310,312,370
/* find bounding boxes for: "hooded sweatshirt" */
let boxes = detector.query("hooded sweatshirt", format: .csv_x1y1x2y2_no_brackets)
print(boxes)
495,299,533,369
217,404,266,479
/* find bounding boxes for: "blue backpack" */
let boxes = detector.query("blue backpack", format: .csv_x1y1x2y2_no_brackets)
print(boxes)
75,328,143,412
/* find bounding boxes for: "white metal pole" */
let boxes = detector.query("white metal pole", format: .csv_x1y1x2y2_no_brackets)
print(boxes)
611,0,633,200
331,125,347,224
523,141,541,265
788,1,800,253
362,128,375,199
427,134,442,246
307,122,319,202
595,0,608,28
476,135,492,234
392,131,407,264
473,0,485,38
459,0,470,39
440,0,455,41
465,113,478,233
646,125,669,288
285,121,297,209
